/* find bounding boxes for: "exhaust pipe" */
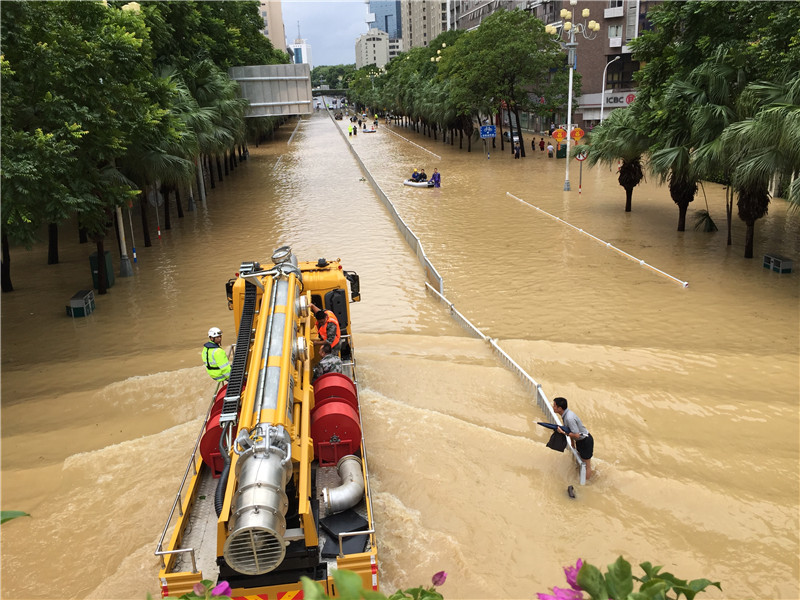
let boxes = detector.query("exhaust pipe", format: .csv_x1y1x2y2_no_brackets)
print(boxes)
322,455,365,514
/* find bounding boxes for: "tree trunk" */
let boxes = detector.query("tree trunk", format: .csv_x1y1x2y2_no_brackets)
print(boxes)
140,191,152,247
162,183,171,230
95,237,108,295
744,221,755,258
726,187,733,246
207,155,216,189
625,187,633,212
48,222,59,265
79,227,88,244
677,203,688,231
459,129,463,150
175,185,184,218
514,107,525,157
224,150,230,176
2,232,13,292
216,155,223,181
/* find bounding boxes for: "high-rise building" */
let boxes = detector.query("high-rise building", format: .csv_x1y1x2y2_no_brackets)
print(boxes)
400,0,448,50
258,0,287,52
288,34,313,70
355,28,390,69
367,0,403,39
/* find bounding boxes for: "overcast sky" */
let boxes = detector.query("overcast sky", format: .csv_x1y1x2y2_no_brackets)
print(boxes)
282,1,370,67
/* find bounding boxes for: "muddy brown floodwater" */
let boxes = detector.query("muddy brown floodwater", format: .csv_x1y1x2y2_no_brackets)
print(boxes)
2,109,798,600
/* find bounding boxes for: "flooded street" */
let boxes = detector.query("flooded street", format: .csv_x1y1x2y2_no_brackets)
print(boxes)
2,109,798,600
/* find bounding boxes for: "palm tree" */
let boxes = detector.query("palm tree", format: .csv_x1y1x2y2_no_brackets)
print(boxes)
679,50,748,244
118,68,198,246
578,108,650,212
721,72,800,257
184,60,248,189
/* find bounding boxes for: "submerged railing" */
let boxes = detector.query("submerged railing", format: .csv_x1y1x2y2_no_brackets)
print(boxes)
425,283,586,485
329,110,585,484
329,111,444,295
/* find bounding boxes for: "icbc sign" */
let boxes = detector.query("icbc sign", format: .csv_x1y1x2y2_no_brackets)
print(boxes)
605,92,637,105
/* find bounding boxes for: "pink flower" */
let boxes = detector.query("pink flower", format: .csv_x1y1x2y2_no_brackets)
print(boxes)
536,587,584,600
563,558,584,591
212,581,232,597
193,583,206,596
431,571,447,587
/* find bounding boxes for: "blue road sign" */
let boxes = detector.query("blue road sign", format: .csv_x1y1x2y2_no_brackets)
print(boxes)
480,125,496,139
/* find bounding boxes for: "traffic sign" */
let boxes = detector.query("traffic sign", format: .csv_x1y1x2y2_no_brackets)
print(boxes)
552,128,567,142
480,125,496,139
575,150,588,161
571,127,585,142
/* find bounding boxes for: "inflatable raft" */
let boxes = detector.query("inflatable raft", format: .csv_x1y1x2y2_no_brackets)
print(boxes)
403,179,434,188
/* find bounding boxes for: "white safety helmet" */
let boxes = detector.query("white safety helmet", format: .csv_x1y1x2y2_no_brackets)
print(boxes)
208,327,222,338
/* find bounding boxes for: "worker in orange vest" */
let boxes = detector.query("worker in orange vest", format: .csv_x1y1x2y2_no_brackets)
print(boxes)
310,303,341,354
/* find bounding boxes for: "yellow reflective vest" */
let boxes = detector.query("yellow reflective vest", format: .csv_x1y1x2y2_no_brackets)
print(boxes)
202,342,231,381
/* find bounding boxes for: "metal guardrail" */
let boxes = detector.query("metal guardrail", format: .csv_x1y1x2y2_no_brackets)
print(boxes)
329,111,444,295
326,112,586,485
426,283,587,485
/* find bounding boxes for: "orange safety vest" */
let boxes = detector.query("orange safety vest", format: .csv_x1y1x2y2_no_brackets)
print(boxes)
317,310,341,348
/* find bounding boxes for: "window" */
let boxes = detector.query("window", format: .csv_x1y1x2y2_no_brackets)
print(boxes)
608,0,623,7
608,24,622,38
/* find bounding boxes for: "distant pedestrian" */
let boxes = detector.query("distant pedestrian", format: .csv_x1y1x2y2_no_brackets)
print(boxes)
514,143,521,159
348,124,353,137
547,143,554,158
553,396,595,480
539,138,546,152
430,168,441,188
353,125,357,137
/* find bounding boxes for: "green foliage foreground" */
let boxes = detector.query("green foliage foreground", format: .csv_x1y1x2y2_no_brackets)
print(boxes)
159,559,719,600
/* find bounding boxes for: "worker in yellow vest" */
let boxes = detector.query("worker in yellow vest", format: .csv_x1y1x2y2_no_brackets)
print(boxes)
202,327,231,382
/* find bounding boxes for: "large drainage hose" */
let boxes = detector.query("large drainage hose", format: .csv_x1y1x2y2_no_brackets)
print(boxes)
322,455,365,514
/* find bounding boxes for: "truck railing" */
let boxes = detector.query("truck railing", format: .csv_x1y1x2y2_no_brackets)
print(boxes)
338,529,376,558
155,383,222,571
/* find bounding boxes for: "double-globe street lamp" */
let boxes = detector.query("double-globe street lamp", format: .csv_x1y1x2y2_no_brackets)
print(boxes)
546,0,600,192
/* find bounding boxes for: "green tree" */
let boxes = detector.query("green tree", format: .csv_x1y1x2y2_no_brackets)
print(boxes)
721,72,800,257
442,9,563,155
1,1,160,293
631,0,800,255
577,108,650,212
143,0,288,71
312,64,356,89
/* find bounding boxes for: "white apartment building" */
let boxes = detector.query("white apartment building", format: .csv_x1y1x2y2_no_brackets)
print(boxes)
355,28,390,69
388,37,404,61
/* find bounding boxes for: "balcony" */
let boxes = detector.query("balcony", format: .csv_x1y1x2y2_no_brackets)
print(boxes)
609,37,622,48
604,6,624,18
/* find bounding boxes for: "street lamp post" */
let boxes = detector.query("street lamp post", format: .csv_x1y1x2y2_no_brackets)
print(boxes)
600,55,621,123
546,1,600,192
